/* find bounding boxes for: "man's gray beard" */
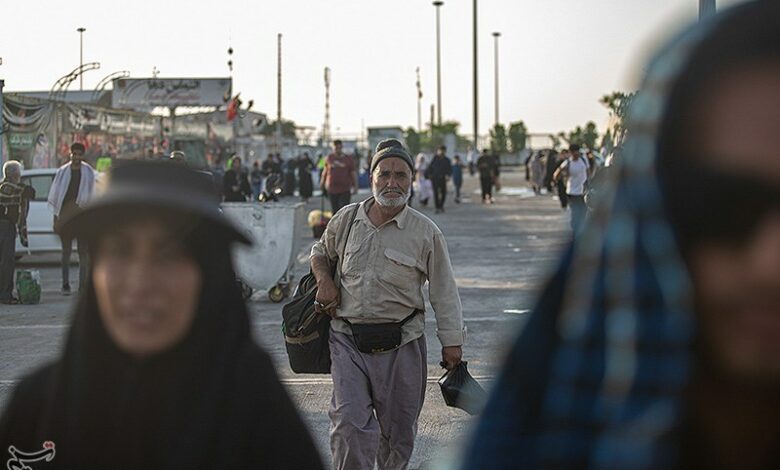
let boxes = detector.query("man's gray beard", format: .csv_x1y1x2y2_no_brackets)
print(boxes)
373,187,410,208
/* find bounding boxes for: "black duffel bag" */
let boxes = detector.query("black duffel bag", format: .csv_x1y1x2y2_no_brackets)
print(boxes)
282,273,332,373
281,205,358,374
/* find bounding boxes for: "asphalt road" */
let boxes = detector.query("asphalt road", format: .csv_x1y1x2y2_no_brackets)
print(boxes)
0,169,570,469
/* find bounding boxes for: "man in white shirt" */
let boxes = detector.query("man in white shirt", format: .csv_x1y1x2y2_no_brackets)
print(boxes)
554,143,589,233
48,142,96,295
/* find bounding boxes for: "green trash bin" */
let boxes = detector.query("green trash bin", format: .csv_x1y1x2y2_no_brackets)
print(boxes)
16,269,41,304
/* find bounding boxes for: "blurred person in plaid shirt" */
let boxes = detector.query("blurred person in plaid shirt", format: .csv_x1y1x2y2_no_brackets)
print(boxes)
463,2,780,469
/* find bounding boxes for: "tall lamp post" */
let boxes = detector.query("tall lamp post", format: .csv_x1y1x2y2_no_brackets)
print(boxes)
699,0,716,19
77,27,86,91
492,32,501,127
433,1,444,127
472,0,478,151
416,67,422,132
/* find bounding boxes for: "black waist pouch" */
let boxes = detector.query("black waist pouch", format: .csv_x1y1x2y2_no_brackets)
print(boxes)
343,311,420,354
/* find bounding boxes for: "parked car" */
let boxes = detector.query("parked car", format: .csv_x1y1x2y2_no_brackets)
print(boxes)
15,169,64,258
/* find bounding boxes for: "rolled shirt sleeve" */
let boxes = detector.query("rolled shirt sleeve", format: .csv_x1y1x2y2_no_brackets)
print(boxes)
426,231,464,347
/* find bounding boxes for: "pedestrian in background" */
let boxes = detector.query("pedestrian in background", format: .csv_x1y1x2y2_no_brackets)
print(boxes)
0,161,35,304
0,161,323,469
297,153,315,202
477,149,497,204
553,143,589,233
48,142,96,296
321,139,358,213
222,155,251,202
250,160,263,202
452,155,464,204
311,139,465,470
464,3,780,468
414,153,433,207
428,145,453,213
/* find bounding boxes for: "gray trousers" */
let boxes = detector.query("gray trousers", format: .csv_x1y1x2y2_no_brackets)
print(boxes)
60,234,88,288
0,220,16,301
329,330,427,470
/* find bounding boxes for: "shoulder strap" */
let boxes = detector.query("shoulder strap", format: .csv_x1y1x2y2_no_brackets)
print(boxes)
333,204,360,289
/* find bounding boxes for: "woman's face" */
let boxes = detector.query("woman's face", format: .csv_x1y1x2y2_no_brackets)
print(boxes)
686,64,780,382
92,218,203,359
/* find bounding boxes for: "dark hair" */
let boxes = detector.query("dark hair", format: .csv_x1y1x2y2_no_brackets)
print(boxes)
333,139,343,146
71,142,85,153
568,143,580,152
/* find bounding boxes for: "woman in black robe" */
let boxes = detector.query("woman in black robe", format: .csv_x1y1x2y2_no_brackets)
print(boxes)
0,160,323,469
297,153,315,202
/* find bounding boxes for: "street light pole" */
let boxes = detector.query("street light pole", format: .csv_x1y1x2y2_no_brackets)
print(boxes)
77,27,86,91
472,0,478,151
433,1,443,127
492,32,501,127
699,0,716,19
276,33,282,153
416,67,422,133
0,79,5,164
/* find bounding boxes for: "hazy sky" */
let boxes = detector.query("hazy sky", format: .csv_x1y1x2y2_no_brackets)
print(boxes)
0,0,746,139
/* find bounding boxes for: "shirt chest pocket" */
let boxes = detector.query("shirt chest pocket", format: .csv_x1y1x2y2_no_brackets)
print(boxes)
382,248,419,286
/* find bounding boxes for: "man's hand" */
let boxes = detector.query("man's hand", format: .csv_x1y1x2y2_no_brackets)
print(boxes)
441,346,463,370
314,277,340,318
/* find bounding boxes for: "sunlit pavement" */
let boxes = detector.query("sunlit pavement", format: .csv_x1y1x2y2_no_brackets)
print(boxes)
0,168,569,469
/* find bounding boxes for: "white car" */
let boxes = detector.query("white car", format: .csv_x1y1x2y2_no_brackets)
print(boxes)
15,169,65,257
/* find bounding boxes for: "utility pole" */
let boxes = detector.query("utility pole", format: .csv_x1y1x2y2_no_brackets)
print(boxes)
492,32,501,127
416,67,422,133
699,0,716,19
323,67,331,147
276,33,282,152
472,0,478,151
77,27,86,91
433,1,444,127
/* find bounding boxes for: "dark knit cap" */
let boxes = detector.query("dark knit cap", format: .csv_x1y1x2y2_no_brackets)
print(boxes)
370,139,414,173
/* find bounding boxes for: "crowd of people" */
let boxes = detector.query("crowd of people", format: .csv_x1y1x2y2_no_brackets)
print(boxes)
0,2,778,468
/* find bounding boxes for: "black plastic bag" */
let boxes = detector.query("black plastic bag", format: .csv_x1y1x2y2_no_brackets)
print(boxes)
438,361,487,415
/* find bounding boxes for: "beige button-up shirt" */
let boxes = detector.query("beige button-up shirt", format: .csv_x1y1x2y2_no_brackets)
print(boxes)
311,198,464,347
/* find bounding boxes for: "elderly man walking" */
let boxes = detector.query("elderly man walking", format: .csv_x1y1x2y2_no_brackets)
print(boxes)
0,161,35,304
48,142,96,295
310,139,465,470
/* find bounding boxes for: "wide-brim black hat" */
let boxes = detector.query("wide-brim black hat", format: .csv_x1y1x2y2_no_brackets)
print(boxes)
61,160,251,245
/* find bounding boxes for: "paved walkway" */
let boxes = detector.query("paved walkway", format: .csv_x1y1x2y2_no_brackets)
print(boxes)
0,168,570,469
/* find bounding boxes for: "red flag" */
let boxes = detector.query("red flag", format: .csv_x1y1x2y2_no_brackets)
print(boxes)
227,97,239,121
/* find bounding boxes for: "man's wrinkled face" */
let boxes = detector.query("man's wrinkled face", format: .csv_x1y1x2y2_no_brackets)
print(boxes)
371,158,411,208
685,64,780,383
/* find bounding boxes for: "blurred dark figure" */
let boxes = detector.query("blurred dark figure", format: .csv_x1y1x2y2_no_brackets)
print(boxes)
428,145,453,213
543,149,559,192
452,155,464,203
297,153,315,202
476,149,497,204
250,161,263,201
223,156,251,202
0,161,324,469
281,158,296,197
0,161,34,304
463,3,780,469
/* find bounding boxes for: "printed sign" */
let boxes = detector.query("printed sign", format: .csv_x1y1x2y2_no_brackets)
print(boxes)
111,78,232,109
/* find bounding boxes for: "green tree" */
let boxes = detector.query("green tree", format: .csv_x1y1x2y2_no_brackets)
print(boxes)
405,127,421,155
582,121,599,150
489,124,508,154
508,120,528,153
600,90,636,148
260,119,297,138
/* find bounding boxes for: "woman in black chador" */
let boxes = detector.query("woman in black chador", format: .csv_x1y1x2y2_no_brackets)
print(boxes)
0,160,323,469
297,152,315,202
